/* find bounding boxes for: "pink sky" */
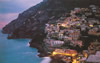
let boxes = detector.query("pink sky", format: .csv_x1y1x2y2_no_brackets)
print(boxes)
0,21,8,29
0,0,43,29
0,13,18,29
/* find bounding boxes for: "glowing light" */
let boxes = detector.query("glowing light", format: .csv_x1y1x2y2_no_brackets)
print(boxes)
89,25,94,27
77,23,80,26
61,24,66,27
52,52,57,56
72,59,77,63
51,24,54,26
83,52,88,58
52,49,77,57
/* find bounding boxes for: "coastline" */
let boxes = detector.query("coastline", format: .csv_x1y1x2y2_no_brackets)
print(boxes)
0,31,43,63
2,0,100,63
29,40,49,57
41,57,52,63
6,35,64,63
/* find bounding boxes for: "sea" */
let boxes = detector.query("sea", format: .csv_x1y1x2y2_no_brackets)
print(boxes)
0,30,51,63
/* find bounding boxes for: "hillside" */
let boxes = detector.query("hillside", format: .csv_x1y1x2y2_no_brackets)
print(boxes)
2,0,100,56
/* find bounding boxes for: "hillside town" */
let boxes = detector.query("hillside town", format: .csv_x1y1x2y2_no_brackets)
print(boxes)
44,5,100,63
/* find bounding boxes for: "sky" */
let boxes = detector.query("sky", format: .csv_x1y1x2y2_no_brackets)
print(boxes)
0,0,43,29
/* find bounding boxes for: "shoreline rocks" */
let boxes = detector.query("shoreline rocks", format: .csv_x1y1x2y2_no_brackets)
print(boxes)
2,0,100,62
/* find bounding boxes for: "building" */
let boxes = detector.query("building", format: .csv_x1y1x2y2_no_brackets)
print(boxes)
69,30,80,40
52,49,78,57
86,51,100,63
71,40,83,47
45,39,64,47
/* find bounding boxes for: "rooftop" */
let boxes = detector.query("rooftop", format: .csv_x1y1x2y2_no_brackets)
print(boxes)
86,51,100,63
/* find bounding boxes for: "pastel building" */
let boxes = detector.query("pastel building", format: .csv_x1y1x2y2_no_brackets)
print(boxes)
45,39,64,47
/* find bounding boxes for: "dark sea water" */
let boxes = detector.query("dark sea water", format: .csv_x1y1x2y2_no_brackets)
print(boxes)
0,30,44,63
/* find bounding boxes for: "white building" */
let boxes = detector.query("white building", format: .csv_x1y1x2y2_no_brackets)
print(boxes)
86,51,100,63
49,40,64,47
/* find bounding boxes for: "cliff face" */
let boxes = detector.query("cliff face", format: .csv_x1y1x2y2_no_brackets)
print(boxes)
2,0,100,37
2,0,100,49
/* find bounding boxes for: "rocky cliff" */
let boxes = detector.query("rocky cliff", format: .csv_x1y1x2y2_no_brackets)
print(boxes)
2,0,100,55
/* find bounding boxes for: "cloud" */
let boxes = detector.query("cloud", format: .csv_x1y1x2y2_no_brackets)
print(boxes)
0,0,11,2
15,0,43,7
0,0,43,29
0,13,18,22
0,0,43,13
0,13,18,29
0,21,8,29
